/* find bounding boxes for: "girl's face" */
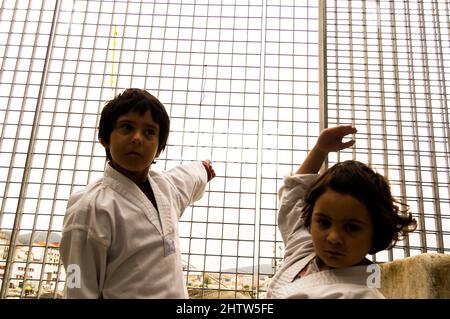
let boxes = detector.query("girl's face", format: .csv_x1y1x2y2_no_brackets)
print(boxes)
310,188,374,269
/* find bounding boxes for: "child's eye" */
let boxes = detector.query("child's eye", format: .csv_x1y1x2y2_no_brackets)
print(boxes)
144,129,156,137
316,218,330,228
119,123,133,131
345,223,361,233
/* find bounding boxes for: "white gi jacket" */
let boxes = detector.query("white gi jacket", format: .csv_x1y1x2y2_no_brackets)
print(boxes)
60,162,208,298
266,173,385,299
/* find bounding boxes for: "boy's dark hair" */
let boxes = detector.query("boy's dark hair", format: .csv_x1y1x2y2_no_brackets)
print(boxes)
301,160,417,255
98,88,170,161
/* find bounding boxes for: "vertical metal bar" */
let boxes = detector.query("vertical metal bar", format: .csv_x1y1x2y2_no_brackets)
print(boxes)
433,0,450,231
181,0,197,296
256,0,267,297
242,2,255,297
143,0,156,92
114,0,131,91
97,0,117,107
37,0,97,298
362,0,373,169
0,0,21,232
129,0,143,89
156,2,170,97
79,0,108,186
2,0,36,299
418,0,444,252
196,0,224,299
201,1,219,295
375,0,393,261
348,0,356,161
26,0,77,298
318,0,327,169
404,0,427,253
431,0,447,253
374,0,393,261
79,0,119,233
222,0,237,299
179,0,201,296
389,0,411,257
374,0,389,181
1,0,61,299
177,0,192,177
20,0,61,298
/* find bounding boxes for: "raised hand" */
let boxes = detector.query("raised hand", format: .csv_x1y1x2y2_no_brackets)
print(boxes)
202,159,216,182
296,125,357,174
315,125,357,153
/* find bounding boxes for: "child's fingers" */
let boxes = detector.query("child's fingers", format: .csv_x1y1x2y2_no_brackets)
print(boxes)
202,160,215,181
341,139,356,149
336,125,357,136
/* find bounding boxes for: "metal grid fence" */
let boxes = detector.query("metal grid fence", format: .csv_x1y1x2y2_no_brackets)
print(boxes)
0,0,448,299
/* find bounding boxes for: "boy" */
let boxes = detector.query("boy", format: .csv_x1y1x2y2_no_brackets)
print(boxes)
60,88,215,298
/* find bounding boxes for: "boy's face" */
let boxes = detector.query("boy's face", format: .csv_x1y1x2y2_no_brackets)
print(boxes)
310,188,374,269
102,110,160,181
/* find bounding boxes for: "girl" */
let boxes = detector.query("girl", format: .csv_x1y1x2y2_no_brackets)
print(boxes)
266,125,416,298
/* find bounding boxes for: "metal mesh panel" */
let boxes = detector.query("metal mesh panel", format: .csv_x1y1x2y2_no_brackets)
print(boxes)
326,0,450,261
0,0,448,299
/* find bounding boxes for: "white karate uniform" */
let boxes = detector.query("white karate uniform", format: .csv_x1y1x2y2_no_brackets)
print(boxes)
266,174,385,299
60,162,208,298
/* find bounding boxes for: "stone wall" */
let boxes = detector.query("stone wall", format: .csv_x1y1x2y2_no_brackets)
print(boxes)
380,253,450,298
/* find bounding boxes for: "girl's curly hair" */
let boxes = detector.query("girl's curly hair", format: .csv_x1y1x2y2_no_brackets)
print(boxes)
301,160,417,254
